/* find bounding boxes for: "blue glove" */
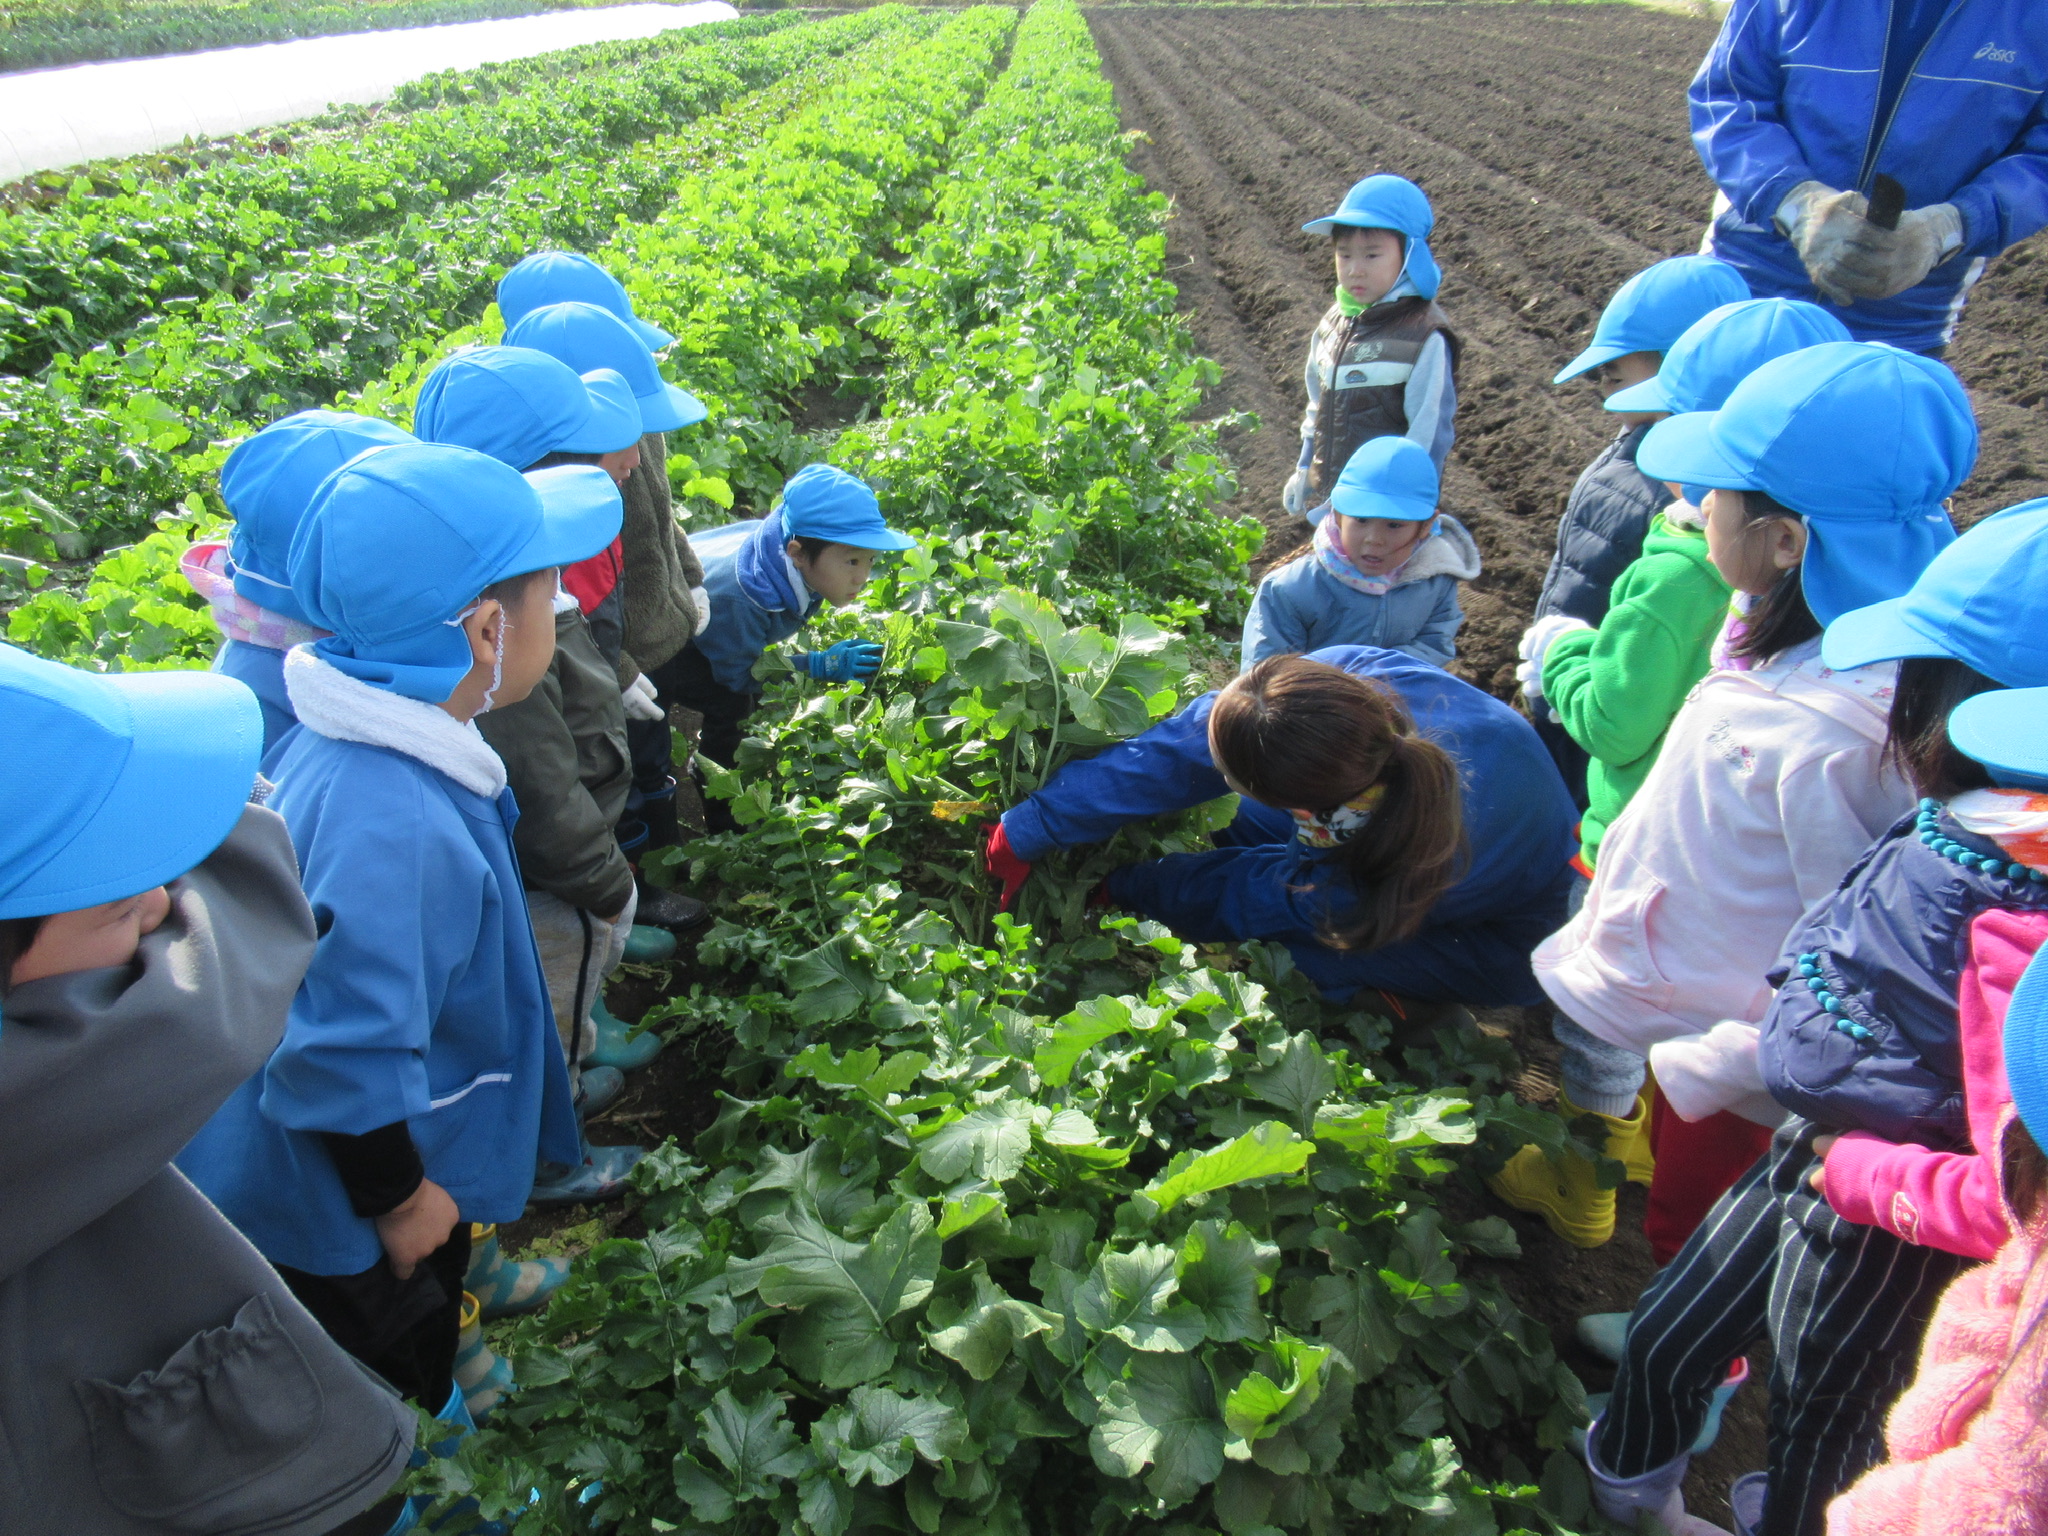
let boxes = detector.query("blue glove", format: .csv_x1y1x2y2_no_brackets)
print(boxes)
801,639,883,682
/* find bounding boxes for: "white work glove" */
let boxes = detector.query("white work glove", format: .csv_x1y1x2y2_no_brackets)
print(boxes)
1281,467,1307,518
689,584,712,637
1515,614,1590,709
1832,202,1964,301
621,672,665,722
1774,180,1871,304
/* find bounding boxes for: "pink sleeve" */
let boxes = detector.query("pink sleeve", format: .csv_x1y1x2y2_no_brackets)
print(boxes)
1823,1132,2008,1261
1820,907,2048,1261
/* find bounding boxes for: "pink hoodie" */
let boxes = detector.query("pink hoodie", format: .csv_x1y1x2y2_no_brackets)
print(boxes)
1826,1175,2048,1535
1821,907,2048,1262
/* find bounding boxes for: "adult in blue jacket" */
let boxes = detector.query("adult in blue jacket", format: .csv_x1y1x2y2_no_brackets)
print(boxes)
1693,0,2048,354
988,647,1577,1007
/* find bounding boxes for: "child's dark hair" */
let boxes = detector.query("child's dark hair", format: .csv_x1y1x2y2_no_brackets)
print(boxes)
1726,487,1824,665
789,535,835,561
0,915,45,997
1886,655,2003,800
484,568,554,604
525,450,607,472
1208,656,1465,951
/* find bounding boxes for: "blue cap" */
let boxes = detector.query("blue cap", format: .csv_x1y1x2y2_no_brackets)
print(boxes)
289,444,623,702
502,301,705,434
1553,256,1750,385
1821,499,2048,687
780,464,913,551
497,251,673,352
2001,944,2048,1148
1327,436,1440,523
1605,298,1851,415
1639,343,1974,626
413,347,639,468
1949,686,2048,791
220,411,414,627
1301,175,1442,300
0,642,260,920
571,369,642,454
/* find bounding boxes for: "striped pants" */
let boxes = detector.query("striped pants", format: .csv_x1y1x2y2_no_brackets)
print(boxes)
1593,1116,1970,1536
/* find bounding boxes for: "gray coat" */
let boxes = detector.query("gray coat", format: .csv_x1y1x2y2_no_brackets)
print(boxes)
0,806,415,1536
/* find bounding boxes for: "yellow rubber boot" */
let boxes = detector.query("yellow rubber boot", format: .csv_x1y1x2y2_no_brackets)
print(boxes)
1485,1091,1650,1248
1619,1089,1655,1186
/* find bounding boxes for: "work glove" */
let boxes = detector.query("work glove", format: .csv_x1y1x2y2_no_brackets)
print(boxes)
1281,467,1307,518
1774,181,1870,305
689,584,712,636
1515,613,1590,709
621,672,665,722
983,822,1033,911
1831,202,1964,301
800,638,884,682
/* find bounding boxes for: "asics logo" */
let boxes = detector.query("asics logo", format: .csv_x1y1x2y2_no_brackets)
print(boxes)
1974,41,2018,63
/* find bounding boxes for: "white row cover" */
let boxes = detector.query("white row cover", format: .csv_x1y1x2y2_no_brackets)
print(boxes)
0,1,738,182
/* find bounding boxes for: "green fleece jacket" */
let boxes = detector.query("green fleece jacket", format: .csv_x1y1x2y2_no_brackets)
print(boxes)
1541,513,1730,869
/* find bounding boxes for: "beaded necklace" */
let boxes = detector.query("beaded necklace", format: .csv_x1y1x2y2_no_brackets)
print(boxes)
1797,798,2048,1044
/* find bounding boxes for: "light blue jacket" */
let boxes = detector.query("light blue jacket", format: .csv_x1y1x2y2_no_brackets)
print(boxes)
1240,515,1481,671
692,513,823,695
1694,0,2048,351
179,658,580,1275
215,638,295,758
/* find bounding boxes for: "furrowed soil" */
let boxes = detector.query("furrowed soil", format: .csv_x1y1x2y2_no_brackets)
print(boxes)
1083,0,2048,1517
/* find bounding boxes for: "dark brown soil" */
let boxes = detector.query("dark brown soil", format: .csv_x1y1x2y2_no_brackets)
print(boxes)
1088,0,2048,705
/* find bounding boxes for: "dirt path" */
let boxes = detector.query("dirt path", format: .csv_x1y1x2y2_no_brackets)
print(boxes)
1089,0,2048,702
1082,2,2048,1516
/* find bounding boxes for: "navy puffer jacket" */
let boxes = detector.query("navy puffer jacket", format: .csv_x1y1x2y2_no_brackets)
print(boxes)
1533,424,1672,627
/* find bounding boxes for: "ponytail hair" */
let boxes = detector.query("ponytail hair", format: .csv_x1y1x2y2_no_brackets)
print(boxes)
1209,656,1465,951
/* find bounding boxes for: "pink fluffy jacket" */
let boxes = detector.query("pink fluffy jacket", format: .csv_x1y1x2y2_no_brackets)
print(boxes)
1827,1153,2048,1536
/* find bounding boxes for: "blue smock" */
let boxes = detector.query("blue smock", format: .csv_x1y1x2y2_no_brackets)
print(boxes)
214,638,295,757
1000,647,1576,1006
692,513,822,695
178,729,581,1276
1693,0,2048,352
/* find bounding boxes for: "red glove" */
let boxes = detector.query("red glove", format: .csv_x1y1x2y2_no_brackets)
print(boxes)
983,822,1032,911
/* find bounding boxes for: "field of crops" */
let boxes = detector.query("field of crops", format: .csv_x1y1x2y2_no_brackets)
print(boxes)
0,6,1682,1533
0,0,648,73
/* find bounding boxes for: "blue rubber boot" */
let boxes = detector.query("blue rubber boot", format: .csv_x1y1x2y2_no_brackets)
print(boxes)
528,1142,642,1208
1576,1310,1631,1365
622,924,676,963
465,1223,569,1320
1728,1472,1766,1536
577,1063,625,1117
1578,1357,1749,1458
586,994,661,1072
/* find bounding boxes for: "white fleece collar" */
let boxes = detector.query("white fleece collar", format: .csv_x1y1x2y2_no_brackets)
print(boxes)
283,645,508,799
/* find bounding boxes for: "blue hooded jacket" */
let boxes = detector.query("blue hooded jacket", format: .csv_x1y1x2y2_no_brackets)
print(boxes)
1001,647,1576,1006
177,669,582,1275
692,511,822,695
1693,0,2048,352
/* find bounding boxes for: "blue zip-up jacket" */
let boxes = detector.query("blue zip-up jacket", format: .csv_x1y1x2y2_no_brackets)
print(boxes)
1001,647,1576,1006
1757,803,2048,1149
1240,516,1481,671
1693,0,2048,352
692,512,823,695
179,657,581,1275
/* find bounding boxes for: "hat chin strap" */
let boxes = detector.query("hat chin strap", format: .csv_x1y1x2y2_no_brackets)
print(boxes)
480,617,508,714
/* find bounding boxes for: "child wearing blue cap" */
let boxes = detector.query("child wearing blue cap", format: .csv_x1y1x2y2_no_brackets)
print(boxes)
505,297,715,856
1585,501,2048,1536
1282,174,1459,522
177,443,626,1416
414,343,693,1188
1240,435,1479,670
0,642,414,1533
681,463,913,824
1495,300,1852,1240
1522,256,1750,801
181,410,413,754
1523,341,1977,1261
